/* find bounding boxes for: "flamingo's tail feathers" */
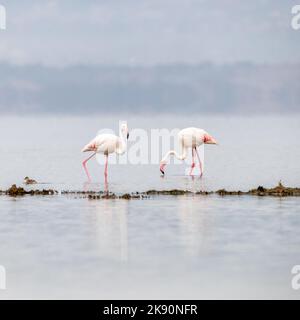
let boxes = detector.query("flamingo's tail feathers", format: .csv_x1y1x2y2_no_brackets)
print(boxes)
81,141,97,152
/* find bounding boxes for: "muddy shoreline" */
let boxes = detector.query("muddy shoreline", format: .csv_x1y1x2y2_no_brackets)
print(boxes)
1,182,300,199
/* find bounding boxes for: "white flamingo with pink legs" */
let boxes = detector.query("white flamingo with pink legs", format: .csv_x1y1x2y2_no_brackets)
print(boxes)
160,128,218,176
81,122,129,185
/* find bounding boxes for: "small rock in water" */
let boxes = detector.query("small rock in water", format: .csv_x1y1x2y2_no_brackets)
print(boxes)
120,193,132,200
7,184,26,196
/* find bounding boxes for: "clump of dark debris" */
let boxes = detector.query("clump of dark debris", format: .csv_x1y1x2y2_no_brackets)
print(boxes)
248,181,300,197
4,184,57,197
1,181,299,199
144,182,300,198
88,192,148,200
213,181,300,197
215,189,244,196
62,190,105,195
145,189,192,195
195,191,214,195
88,193,117,200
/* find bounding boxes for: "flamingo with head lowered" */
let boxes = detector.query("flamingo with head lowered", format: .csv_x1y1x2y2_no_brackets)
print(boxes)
160,127,217,176
81,122,129,184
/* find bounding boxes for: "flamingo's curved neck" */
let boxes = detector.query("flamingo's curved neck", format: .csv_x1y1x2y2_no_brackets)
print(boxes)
162,147,187,163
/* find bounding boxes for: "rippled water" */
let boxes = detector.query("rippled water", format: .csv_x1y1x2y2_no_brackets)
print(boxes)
0,115,299,299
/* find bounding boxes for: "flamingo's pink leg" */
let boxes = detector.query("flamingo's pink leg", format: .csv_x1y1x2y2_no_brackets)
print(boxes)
195,147,203,177
82,153,96,181
104,179,108,194
189,148,196,175
104,155,109,193
104,155,108,178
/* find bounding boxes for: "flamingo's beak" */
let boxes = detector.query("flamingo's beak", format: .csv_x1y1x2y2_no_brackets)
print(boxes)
160,163,166,175
127,133,129,139
205,136,218,145
210,138,218,145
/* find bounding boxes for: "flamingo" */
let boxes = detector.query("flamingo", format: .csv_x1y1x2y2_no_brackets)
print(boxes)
160,128,217,176
81,122,129,184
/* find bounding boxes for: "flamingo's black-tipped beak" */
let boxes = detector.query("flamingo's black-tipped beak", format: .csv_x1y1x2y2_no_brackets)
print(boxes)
127,133,129,139
160,164,165,175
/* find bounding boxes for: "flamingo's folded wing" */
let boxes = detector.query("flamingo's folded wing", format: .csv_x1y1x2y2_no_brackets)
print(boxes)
81,136,105,152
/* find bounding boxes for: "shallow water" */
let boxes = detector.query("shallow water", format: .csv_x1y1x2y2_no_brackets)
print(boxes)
0,115,300,299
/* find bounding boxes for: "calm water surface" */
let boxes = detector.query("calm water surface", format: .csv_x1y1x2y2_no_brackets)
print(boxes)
0,115,299,299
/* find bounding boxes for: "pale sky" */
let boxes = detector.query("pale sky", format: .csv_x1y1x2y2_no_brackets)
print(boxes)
0,0,299,66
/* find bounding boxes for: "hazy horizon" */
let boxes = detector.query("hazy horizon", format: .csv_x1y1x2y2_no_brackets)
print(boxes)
1,1,299,115
0,61,299,115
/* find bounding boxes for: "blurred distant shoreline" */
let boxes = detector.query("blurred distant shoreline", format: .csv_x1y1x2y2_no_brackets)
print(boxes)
0,62,299,115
